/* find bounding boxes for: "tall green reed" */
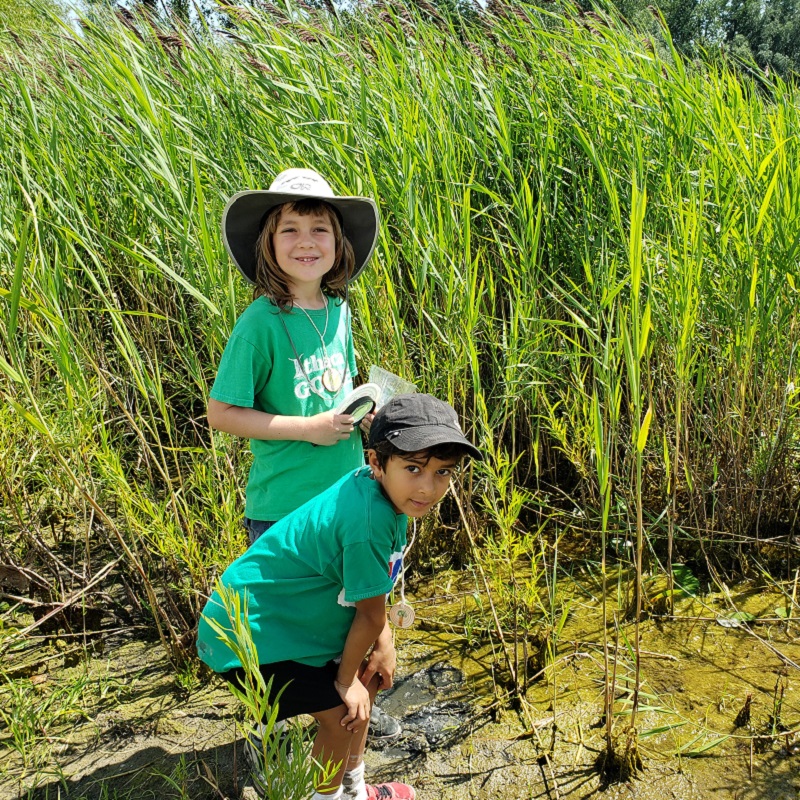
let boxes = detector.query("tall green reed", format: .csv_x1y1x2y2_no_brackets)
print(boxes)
201,584,331,798
0,0,797,696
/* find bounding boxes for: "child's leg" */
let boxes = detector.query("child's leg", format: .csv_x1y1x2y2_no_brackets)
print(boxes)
339,679,416,799
308,704,357,794
345,674,379,771
339,677,379,799
310,676,379,795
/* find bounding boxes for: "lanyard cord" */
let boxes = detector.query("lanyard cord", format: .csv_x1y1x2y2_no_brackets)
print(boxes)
277,298,345,399
399,519,417,606
295,293,330,339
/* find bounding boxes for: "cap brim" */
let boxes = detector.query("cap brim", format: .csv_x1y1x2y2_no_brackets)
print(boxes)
221,190,379,285
388,425,483,462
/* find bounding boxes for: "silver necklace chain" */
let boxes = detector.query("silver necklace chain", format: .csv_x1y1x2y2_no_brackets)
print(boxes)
279,295,345,398
295,294,329,340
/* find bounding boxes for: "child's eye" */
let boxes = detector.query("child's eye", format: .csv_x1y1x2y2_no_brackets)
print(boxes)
437,468,453,476
314,226,331,234
405,465,420,474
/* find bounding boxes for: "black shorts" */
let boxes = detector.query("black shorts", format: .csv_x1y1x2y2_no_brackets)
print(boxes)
220,659,343,721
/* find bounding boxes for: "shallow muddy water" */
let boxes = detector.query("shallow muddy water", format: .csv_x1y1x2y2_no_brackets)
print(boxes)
367,567,800,799
1,567,798,799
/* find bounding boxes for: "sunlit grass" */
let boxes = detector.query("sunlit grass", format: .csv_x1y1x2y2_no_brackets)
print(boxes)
0,0,798,718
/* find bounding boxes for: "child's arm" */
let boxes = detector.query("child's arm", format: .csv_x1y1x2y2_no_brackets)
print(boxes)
335,594,387,730
207,398,355,447
359,620,395,689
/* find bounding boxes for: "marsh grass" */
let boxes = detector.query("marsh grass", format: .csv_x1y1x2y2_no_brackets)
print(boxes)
0,661,123,772
1,0,799,782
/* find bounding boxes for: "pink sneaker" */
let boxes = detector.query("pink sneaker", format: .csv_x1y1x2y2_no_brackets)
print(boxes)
365,783,416,800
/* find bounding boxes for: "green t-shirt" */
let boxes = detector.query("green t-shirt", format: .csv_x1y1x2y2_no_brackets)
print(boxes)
210,295,363,520
196,466,408,671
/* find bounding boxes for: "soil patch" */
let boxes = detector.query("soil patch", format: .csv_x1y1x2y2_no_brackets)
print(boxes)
1,572,799,799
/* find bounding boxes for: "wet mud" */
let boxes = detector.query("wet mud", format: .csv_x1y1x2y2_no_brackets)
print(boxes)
367,570,800,800
376,663,472,753
1,570,799,799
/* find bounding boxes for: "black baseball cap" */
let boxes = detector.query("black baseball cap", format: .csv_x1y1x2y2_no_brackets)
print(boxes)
368,394,482,461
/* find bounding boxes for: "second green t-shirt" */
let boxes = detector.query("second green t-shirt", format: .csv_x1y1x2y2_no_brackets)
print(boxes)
196,466,408,670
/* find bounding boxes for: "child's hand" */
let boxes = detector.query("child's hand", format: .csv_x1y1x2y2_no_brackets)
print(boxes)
306,411,355,446
359,411,375,435
335,676,370,732
361,638,396,690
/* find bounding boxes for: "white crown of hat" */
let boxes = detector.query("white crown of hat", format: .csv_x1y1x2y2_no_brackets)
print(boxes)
269,168,336,198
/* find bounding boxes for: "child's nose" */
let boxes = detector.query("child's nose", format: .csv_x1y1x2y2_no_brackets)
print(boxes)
419,473,436,495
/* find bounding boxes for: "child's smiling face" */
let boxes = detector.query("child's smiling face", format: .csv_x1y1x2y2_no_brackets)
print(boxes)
272,206,336,299
368,450,459,517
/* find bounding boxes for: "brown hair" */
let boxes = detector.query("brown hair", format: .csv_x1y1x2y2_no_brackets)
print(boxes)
253,198,355,308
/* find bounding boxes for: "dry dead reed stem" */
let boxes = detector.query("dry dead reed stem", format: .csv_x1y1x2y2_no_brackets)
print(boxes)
449,483,518,691
6,555,122,642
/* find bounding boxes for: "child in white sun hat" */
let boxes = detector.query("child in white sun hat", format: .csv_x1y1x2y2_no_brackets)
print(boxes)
209,168,379,535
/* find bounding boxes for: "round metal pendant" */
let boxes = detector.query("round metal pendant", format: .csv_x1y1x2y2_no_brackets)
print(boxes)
321,368,343,393
389,601,415,629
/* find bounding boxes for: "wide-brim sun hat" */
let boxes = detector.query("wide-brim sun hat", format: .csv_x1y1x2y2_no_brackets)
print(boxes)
368,394,483,462
221,168,380,285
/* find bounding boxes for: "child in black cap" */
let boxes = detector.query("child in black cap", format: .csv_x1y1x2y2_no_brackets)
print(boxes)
197,394,480,800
